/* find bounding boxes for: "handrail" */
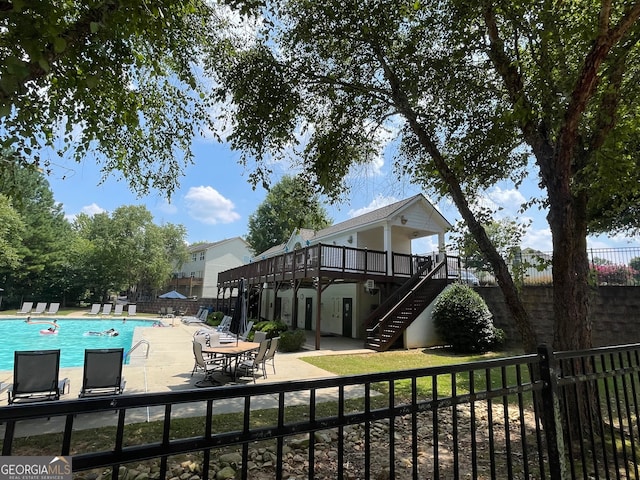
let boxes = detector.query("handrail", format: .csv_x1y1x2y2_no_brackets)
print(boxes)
125,340,150,360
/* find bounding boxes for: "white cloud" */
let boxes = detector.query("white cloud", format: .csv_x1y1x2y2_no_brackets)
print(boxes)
348,194,399,218
80,203,106,216
477,187,527,218
157,200,178,215
522,226,553,251
64,202,106,223
184,186,241,225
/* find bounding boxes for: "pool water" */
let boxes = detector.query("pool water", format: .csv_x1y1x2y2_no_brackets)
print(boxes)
0,318,154,370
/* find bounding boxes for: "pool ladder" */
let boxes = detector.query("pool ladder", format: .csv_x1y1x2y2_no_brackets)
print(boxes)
125,340,150,360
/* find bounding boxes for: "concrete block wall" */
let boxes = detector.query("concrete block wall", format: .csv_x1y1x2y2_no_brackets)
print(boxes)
478,286,640,348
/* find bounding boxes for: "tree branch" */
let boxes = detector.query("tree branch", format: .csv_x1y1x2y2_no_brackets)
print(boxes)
558,2,640,167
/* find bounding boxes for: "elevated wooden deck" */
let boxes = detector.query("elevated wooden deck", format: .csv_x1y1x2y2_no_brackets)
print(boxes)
217,243,444,288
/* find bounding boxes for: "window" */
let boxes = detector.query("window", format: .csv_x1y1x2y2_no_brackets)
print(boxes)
200,251,205,260
191,253,197,262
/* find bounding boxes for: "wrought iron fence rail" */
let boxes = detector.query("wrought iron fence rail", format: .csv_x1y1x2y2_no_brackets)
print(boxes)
3,346,640,478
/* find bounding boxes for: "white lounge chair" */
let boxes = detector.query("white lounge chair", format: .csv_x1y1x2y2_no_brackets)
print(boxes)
100,304,112,316
216,315,232,332
182,309,208,325
32,302,47,315
45,303,60,315
219,320,254,343
127,304,137,316
87,304,101,315
112,304,124,316
17,302,33,315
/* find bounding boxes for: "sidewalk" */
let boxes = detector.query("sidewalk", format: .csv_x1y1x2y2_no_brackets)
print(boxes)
0,322,372,435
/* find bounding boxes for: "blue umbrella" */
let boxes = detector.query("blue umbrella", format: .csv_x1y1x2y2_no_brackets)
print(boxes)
158,290,187,299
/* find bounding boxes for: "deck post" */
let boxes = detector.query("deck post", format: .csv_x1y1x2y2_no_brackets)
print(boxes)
315,277,322,350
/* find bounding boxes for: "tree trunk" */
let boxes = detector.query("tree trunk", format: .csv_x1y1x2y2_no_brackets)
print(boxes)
547,185,593,352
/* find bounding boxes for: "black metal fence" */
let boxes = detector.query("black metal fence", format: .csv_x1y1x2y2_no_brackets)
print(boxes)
2,343,640,479
466,246,640,286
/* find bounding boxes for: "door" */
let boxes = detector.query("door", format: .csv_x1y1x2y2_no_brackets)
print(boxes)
305,298,313,330
274,297,282,321
342,297,353,338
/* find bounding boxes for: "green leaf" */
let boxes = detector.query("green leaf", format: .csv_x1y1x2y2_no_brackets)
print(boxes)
53,37,67,53
38,58,50,73
90,22,100,34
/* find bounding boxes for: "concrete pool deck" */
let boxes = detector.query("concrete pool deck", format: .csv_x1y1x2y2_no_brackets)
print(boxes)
0,313,372,433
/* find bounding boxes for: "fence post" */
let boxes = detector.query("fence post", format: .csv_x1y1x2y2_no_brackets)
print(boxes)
537,344,569,479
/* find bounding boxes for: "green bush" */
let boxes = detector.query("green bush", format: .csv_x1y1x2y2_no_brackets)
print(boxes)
206,310,224,327
432,283,502,353
251,320,288,339
278,329,307,352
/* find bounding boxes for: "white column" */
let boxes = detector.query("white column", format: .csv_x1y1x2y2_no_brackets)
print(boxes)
384,222,393,274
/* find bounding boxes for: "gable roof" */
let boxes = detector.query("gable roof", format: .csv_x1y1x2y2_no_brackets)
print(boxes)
313,194,450,238
253,194,449,258
188,237,249,253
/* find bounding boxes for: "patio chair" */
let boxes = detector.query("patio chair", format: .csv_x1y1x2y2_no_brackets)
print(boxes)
253,331,267,344
182,309,208,325
8,350,70,404
16,302,33,315
263,336,280,377
112,304,124,316
87,303,101,315
236,340,269,383
216,315,232,332
219,320,255,343
32,302,47,315
191,341,227,379
100,304,112,316
239,321,254,341
128,304,137,316
45,302,60,315
79,348,126,397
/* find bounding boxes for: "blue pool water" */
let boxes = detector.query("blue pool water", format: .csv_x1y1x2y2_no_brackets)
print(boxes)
0,318,154,370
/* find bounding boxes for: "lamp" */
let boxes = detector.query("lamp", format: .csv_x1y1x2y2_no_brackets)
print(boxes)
400,215,408,225
347,235,353,244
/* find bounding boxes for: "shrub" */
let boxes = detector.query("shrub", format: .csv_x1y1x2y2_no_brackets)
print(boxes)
206,310,224,327
278,329,307,352
251,320,288,339
432,283,501,353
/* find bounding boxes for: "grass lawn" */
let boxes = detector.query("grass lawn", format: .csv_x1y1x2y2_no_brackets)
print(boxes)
300,347,529,405
299,347,512,375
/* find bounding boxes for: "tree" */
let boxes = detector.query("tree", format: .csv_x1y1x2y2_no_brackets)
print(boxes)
450,217,529,278
74,205,188,301
246,175,331,254
212,1,640,353
0,0,221,196
0,158,75,305
0,194,25,269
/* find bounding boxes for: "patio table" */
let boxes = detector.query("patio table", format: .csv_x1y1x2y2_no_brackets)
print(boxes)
202,341,260,381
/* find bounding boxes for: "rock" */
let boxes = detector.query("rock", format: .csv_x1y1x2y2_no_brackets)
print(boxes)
218,452,243,466
215,466,236,480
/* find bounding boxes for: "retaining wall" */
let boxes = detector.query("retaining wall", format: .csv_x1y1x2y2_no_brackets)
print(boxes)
477,286,640,347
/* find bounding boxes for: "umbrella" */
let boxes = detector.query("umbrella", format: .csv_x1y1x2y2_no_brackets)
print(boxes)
229,278,248,344
158,290,187,299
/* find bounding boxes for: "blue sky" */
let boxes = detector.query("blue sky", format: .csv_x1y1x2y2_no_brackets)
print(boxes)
45,134,637,255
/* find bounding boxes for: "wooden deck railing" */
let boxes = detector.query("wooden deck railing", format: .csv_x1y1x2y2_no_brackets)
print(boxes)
217,245,453,287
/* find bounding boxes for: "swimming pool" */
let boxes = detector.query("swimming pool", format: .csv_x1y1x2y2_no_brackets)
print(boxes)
0,318,155,370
